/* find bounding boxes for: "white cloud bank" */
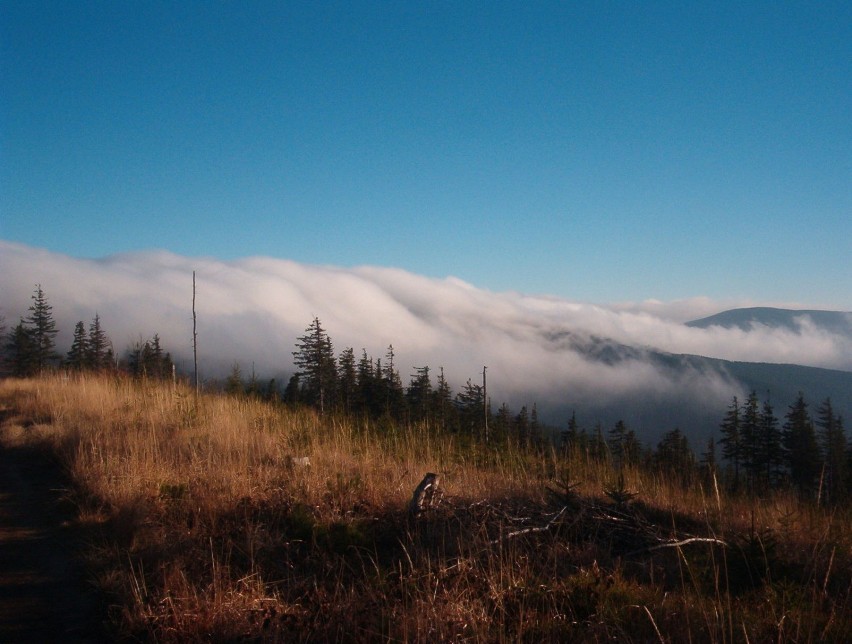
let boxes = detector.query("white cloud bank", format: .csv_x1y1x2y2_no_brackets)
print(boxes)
2,241,850,435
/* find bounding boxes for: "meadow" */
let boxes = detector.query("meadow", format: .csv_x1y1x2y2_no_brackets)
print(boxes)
0,374,850,642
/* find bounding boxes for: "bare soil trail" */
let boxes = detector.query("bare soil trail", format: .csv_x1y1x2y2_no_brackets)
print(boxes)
0,439,108,642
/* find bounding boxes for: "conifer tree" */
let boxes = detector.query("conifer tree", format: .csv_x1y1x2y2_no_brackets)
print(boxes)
575,426,591,456
0,315,5,374
264,378,279,403
608,420,628,465
456,378,485,437
25,284,59,372
700,435,717,483
149,334,166,378
844,420,852,497
6,321,35,377
589,422,607,461
740,391,761,492
382,344,405,419
530,403,542,448
494,402,513,445
406,366,432,423
337,347,357,415
127,340,144,376
87,313,113,371
245,365,262,398
656,428,695,478
225,362,244,396
816,398,847,506
561,411,580,453
356,349,377,416
127,334,174,380
623,428,643,465
719,396,742,489
292,317,337,413
759,399,783,489
66,321,89,370
432,367,453,431
514,405,530,447
283,373,301,405
152,335,174,379
783,393,820,499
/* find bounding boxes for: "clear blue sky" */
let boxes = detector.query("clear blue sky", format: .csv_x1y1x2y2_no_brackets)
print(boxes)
2,1,850,307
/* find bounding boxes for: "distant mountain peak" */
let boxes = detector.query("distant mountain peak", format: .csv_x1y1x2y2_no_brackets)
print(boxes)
686,307,852,336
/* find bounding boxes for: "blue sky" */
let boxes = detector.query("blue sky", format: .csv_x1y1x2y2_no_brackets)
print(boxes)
2,1,850,307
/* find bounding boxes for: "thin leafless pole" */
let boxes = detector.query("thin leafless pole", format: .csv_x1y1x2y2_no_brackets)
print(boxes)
193,270,199,395
483,365,488,443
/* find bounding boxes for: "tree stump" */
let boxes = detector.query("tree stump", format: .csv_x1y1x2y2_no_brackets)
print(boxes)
408,472,441,519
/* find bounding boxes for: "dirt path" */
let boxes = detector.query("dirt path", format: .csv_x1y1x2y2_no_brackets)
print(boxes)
0,442,107,642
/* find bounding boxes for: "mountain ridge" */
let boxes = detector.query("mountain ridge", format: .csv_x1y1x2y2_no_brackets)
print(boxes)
687,307,852,336
540,323,851,445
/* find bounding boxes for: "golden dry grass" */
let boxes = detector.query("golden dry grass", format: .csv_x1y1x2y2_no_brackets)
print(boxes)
1,374,850,642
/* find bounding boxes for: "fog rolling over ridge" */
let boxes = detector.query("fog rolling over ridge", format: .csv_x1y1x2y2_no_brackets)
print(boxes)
2,241,850,444
687,307,852,337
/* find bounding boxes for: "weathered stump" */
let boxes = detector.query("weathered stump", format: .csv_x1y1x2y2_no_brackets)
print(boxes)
408,472,442,519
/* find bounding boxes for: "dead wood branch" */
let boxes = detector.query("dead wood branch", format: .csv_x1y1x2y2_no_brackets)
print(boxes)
489,506,569,546
626,536,729,557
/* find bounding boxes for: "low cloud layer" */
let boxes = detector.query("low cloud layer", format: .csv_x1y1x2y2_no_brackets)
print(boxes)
2,241,850,438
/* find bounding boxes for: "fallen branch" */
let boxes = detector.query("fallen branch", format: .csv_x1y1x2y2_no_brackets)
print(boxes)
489,506,568,546
626,536,728,557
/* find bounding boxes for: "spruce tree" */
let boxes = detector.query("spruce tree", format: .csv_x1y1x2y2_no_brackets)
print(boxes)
719,396,742,489
740,391,761,492
0,314,6,373
608,420,628,465
783,393,820,499
87,313,113,371
6,321,35,377
700,435,717,483
530,403,542,448
66,321,89,371
127,334,173,380
623,428,643,465
844,418,852,497
148,334,170,379
561,411,580,453
283,373,301,405
656,428,695,479
127,339,153,377
246,365,262,398
382,344,405,419
264,378,279,403
292,317,337,413
356,349,376,416
225,362,244,396
816,398,847,506
589,423,607,461
337,347,357,415
406,366,432,423
494,402,513,445
456,378,485,437
25,284,59,372
514,405,530,447
759,399,783,489
432,367,453,432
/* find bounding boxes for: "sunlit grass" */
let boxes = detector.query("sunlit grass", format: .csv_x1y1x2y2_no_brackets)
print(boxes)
1,373,850,642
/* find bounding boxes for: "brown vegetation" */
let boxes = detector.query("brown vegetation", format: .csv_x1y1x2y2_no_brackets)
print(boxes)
1,374,850,642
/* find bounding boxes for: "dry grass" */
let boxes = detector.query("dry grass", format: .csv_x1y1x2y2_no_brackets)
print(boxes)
1,374,850,642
